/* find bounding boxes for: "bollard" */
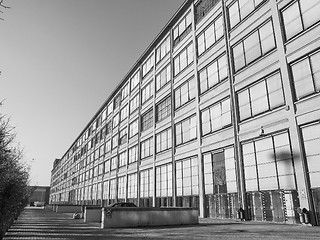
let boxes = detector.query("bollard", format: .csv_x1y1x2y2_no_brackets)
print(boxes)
297,207,305,223
302,208,309,224
237,208,245,221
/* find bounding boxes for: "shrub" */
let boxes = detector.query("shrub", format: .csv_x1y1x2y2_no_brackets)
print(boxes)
0,113,30,240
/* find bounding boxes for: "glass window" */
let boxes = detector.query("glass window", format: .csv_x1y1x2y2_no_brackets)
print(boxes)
199,54,228,94
128,145,138,164
244,31,261,64
112,113,119,128
156,128,172,153
156,64,171,91
129,118,139,138
282,0,320,40
141,108,153,131
112,134,118,149
113,94,121,109
120,105,128,122
156,35,170,64
140,168,153,198
259,21,276,54
175,115,197,146
156,96,171,122
141,80,153,104
119,128,127,145
141,137,153,159
242,132,296,191
250,81,268,116
121,83,129,100
201,98,231,135
197,15,224,56
233,42,245,71
173,11,192,46
127,173,138,198
142,54,154,77
174,78,195,109
176,157,199,197
130,71,140,91
173,43,194,76
228,1,240,29
118,151,127,167
290,51,320,99
301,0,320,29
237,72,285,120
130,93,140,113
228,0,265,29
118,176,126,199
110,156,117,170
156,163,172,197
232,20,275,72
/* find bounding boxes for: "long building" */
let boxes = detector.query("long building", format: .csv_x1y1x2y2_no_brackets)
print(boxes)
49,0,320,225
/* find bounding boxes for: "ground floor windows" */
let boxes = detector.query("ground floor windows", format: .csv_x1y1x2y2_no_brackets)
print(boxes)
156,163,173,199
242,132,296,192
301,122,320,225
301,122,320,187
140,168,153,207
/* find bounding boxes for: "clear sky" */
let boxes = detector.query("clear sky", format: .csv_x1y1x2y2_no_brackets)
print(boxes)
0,0,185,186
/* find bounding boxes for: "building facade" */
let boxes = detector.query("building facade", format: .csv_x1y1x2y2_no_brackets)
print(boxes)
49,0,320,225
28,186,50,206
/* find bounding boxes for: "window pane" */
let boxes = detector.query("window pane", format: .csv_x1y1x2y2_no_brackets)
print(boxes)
197,33,205,56
205,26,215,49
187,44,194,65
239,0,255,20
221,99,231,126
291,58,314,98
282,2,303,40
218,55,228,80
233,43,245,71
250,81,268,115
259,21,275,54
244,31,261,64
300,0,320,29
202,109,211,136
181,82,189,105
215,16,224,40
267,73,285,109
180,50,187,70
228,2,240,28
310,51,320,90
238,90,251,120
207,61,219,88
199,69,208,93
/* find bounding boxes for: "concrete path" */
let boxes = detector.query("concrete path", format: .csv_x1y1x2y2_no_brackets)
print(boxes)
4,207,320,239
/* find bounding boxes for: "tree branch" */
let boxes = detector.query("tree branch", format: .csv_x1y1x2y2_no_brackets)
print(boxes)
0,0,11,9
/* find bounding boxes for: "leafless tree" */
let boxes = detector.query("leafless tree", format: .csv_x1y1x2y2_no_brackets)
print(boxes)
0,0,10,21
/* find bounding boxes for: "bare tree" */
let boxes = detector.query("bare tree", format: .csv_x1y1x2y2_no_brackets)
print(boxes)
0,0,10,21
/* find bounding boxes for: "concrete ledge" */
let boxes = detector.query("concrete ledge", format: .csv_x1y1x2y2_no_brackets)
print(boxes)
84,206,102,222
55,204,82,213
101,207,199,228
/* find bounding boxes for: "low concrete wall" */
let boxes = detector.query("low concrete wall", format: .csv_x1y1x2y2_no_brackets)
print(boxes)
101,207,198,228
55,204,82,213
84,206,102,222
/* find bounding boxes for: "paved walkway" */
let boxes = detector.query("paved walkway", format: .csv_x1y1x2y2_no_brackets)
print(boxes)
4,207,320,240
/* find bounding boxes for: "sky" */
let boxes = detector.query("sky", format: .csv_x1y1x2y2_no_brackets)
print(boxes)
0,0,185,186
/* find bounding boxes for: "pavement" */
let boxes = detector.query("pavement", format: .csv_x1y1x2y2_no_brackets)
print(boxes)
3,207,320,240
